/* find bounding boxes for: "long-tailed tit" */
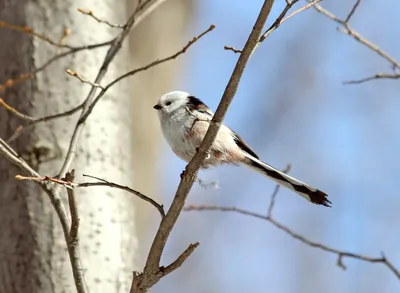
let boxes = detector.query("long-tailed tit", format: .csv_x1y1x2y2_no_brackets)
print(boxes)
154,91,331,207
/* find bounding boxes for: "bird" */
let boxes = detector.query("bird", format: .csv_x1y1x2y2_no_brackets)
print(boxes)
153,91,331,207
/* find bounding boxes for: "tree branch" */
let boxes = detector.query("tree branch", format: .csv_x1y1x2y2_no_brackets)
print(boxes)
78,174,165,218
313,0,400,80
129,1,276,292
77,24,215,124
65,170,88,293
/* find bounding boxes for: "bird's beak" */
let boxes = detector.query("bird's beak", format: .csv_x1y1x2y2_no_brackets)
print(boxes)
153,104,162,110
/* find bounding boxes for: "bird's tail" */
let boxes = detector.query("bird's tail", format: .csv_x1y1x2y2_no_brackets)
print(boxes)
242,154,331,207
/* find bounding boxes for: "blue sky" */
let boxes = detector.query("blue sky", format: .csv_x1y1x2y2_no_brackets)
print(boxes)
153,1,400,292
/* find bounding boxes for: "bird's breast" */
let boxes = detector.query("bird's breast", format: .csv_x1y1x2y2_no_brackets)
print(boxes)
159,113,197,162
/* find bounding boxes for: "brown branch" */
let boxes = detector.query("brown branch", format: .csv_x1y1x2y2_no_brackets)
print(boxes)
78,174,165,218
78,24,215,124
184,205,400,280
66,69,105,90
128,2,276,293
130,243,199,293
78,8,125,29
259,0,323,43
225,0,323,54
344,73,400,84
224,45,242,53
5,102,84,143
0,40,113,94
0,20,77,49
161,242,199,275
0,98,36,121
65,170,88,293
313,2,400,69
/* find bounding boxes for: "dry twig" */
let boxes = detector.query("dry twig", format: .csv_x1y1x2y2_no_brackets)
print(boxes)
312,0,400,83
79,24,215,124
79,174,165,218
78,8,125,29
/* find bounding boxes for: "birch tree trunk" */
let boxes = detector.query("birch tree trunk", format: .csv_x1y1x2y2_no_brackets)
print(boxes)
0,1,136,292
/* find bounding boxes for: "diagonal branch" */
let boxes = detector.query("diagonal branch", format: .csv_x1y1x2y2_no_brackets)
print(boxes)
137,1,276,292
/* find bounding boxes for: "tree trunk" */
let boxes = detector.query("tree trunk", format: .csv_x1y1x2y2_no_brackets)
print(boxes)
0,0,137,292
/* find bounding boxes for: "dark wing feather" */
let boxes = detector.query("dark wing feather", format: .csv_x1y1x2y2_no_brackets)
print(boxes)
187,95,214,117
231,130,259,159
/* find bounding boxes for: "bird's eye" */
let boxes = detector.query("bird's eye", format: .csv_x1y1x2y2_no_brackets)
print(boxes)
165,101,172,106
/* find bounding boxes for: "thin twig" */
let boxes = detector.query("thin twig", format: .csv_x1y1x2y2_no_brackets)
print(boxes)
0,40,112,93
0,20,77,49
313,2,400,69
78,174,165,218
66,69,105,90
344,73,400,84
0,98,36,121
184,205,400,280
78,8,125,29
267,164,291,217
161,242,200,274
259,0,323,43
344,0,361,23
6,102,84,143
58,0,167,178
78,24,215,124
224,46,242,53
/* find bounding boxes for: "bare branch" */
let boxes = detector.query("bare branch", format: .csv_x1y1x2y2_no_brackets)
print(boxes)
184,205,400,280
224,45,242,54
78,8,125,29
144,0,275,286
267,164,291,217
5,103,84,143
344,0,361,23
313,2,400,69
0,40,113,94
65,170,88,293
128,2,276,292
226,0,323,53
66,69,105,90
0,97,36,121
78,174,165,218
0,20,77,49
79,24,215,124
344,73,400,84
161,242,199,275
259,0,323,43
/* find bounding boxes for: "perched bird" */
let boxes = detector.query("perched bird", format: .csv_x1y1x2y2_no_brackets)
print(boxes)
154,91,331,207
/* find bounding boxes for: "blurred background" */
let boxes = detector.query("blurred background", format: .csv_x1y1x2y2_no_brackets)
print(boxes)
1,0,399,292
140,0,400,292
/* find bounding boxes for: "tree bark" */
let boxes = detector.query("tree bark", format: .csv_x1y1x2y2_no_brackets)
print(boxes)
0,0,136,292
